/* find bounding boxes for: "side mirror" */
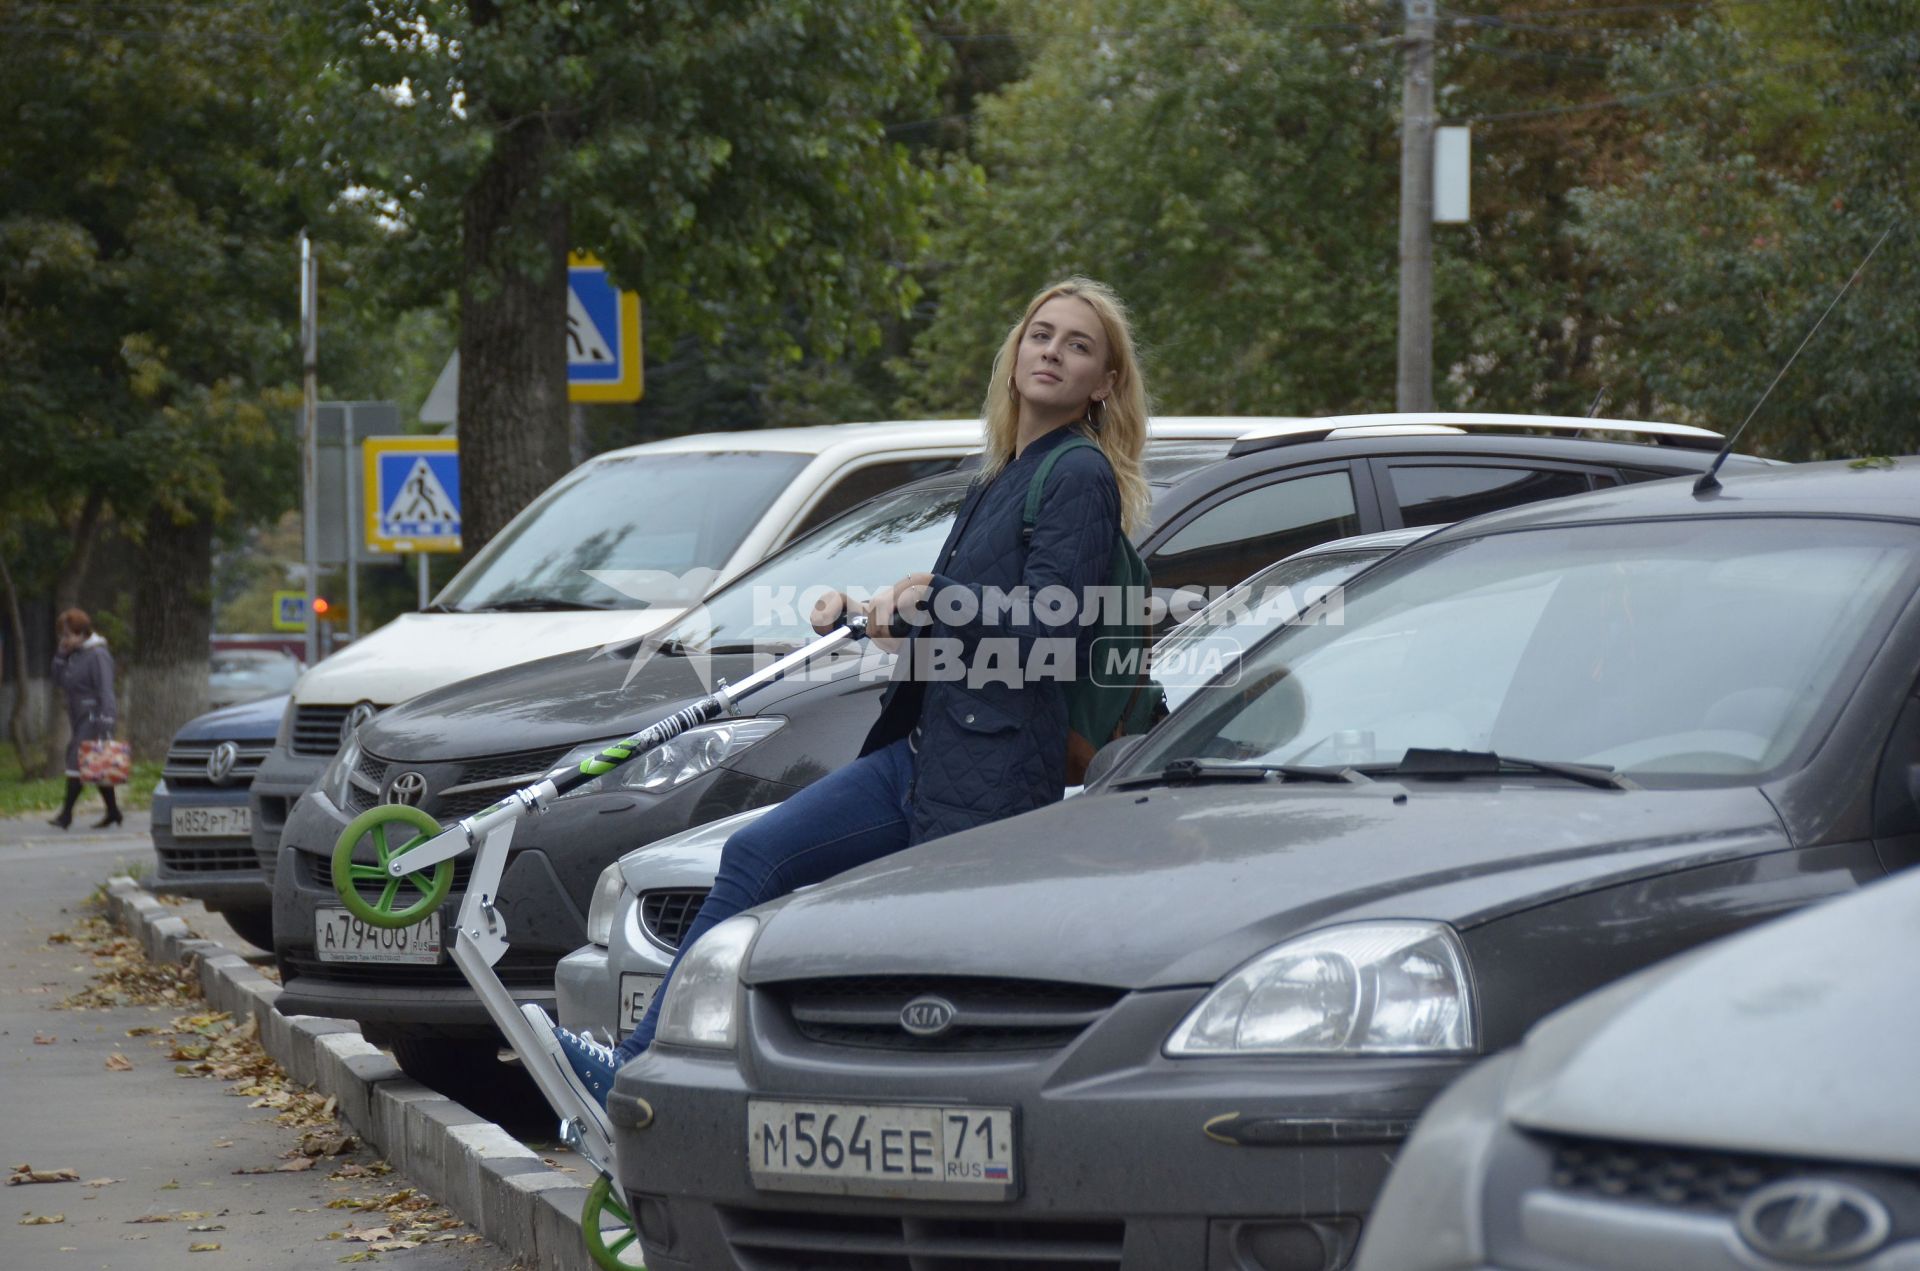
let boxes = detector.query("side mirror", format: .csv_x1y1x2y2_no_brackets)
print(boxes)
1084,735,1148,789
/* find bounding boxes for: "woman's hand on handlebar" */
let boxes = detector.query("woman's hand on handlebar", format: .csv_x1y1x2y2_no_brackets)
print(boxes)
810,590,861,635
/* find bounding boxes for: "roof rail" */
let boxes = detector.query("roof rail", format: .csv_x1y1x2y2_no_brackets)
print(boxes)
1228,412,1725,457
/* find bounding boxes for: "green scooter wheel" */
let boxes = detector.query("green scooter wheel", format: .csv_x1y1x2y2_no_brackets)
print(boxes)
582,1173,647,1269
329,805,452,929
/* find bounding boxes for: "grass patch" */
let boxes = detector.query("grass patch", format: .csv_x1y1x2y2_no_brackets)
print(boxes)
0,743,162,817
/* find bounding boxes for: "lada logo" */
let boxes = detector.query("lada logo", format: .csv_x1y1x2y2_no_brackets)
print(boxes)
900,995,958,1037
1737,1178,1891,1264
385,771,429,807
205,741,240,786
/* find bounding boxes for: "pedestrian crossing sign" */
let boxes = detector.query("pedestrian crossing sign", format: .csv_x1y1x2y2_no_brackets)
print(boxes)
363,435,462,554
567,253,643,403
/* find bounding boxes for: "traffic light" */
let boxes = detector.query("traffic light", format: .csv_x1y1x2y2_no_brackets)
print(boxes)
313,596,333,620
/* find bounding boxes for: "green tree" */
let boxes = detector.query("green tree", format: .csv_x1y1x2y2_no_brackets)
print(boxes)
1570,4,1920,456
1,2,316,760
286,0,956,555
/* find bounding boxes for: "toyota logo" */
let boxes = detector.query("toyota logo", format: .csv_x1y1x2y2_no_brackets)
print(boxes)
385,771,430,807
1737,1179,1891,1264
342,701,379,745
205,741,240,786
900,995,958,1038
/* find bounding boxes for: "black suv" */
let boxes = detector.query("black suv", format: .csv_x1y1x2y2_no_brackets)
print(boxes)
270,413,1770,1092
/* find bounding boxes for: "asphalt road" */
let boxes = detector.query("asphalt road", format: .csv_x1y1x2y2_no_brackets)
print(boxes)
0,813,519,1271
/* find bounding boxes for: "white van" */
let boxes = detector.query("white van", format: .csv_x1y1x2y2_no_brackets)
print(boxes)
249,419,981,870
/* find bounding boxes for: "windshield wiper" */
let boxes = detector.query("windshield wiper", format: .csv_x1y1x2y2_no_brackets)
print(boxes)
1373,748,1634,790
471,596,620,612
1112,758,1370,790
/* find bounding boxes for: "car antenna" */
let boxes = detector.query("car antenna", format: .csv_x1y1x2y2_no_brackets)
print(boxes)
1695,219,1897,497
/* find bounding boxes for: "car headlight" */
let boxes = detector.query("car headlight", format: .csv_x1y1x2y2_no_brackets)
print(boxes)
586,862,629,948
654,914,758,1050
320,733,362,807
1166,921,1475,1056
556,719,784,797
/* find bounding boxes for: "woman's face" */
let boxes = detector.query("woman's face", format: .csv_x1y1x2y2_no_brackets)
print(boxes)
1014,294,1115,417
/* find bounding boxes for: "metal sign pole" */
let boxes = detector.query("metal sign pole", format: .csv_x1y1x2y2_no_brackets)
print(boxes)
418,555,429,610
299,234,320,666
344,409,359,639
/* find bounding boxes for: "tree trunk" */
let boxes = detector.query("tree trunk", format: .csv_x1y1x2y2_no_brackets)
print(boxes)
55,488,105,612
0,552,55,775
129,507,212,760
457,120,572,560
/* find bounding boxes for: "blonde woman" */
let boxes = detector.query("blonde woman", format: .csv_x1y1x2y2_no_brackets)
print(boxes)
545,278,1151,1101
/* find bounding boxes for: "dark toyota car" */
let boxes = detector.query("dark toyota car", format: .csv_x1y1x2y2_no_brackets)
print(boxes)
148,693,286,949
605,458,1920,1271
271,414,1756,1092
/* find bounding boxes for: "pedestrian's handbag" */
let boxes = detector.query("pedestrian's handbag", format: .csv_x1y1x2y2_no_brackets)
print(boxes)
1022,436,1168,785
78,739,132,786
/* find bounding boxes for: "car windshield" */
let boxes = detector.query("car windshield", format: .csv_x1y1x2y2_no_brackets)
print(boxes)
437,450,813,611
1152,549,1391,712
652,480,970,652
1130,518,1920,784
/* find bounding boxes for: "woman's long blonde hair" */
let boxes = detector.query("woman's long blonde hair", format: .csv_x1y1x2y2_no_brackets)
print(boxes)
978,277,1151,535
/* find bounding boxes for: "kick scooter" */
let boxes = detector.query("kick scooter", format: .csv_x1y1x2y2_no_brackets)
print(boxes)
327,618,870,1269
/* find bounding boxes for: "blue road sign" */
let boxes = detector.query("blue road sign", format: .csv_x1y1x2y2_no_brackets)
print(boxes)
363,436,461,553
567,253,643,403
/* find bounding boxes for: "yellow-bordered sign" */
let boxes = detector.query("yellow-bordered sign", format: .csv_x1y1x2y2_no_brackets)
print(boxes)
363,435,461,554
567,253,643,403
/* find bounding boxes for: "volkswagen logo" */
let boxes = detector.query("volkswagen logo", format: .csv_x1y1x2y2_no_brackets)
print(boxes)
205,740,240,786
342,701,379,745
900,995,958,1038
1737,1179,1891,1264
385,771,429,807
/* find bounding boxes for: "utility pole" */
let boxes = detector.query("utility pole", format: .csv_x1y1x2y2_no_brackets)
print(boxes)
298,233,321,667
1396,0,1437,411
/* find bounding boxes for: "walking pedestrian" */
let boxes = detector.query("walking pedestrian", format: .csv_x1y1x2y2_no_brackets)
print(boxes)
539,276,1154,1105
49,607,123,830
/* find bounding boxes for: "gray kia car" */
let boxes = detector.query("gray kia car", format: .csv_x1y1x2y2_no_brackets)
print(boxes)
1355,856,1920,1271
605,458,1920,1271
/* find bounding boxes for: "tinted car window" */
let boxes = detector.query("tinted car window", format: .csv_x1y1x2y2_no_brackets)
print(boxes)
438,450,812,611
656,482,970,652
786,457,965,542
1387,464,1594,527
1147,471,1360,593
1135,519,1920,784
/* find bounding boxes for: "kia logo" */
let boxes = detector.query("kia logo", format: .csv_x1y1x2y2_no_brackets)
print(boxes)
900,995,957,1038
342,701,378,745
385,771,429,807
1737,1179,1891,1264
205,741,240,786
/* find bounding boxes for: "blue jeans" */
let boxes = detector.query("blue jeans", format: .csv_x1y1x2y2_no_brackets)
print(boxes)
613,738,916,1062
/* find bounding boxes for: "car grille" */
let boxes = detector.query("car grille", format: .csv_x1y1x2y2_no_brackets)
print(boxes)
156,845,260,873
279,948,557,990
163,742,272,787
299,848,476,899
292,705,357,756
348,746,569,821
718,1208,1123,1270
1545,1135,1798,1213
769,975,1123,1053
641,889,709,951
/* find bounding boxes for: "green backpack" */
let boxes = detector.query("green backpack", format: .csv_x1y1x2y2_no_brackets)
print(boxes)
1023,435,1167,782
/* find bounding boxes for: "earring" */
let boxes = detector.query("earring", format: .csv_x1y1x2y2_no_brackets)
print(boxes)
1087,397,1108,429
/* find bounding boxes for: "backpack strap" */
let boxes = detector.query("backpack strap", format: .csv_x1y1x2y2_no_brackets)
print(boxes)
1022,433,1100,542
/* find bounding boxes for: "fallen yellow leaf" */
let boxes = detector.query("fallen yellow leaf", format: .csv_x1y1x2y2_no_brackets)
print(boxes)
189,1241,221,1252
105,1052,134,1071
18,1214,65,1225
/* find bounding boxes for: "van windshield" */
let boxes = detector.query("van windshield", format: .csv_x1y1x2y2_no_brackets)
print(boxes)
438,451,812,611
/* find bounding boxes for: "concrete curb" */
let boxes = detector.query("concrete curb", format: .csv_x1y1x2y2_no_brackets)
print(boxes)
104,877,597,1271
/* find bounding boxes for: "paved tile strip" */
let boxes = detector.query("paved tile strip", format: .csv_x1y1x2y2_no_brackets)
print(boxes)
104,877,595,1271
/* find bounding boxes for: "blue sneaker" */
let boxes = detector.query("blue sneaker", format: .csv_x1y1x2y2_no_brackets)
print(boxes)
521,1004,618,1110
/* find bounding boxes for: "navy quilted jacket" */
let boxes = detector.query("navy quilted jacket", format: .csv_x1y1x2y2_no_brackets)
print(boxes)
862,425,1119,843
